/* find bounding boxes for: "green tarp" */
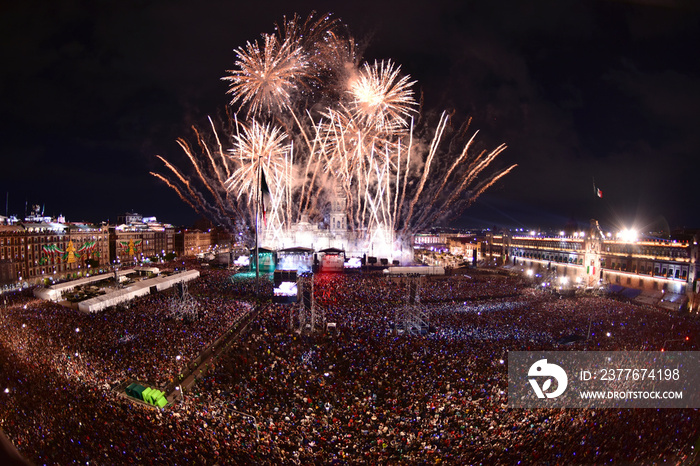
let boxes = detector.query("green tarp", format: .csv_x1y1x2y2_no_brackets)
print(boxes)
142,387,153,403
126,383,138,398
147,389,162,404
131,384,146,401
125,383,167,407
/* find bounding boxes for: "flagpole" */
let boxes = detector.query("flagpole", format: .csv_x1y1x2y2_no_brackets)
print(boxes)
255,156,260,299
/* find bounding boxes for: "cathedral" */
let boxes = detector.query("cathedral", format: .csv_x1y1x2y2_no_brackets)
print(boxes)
259,186,413,265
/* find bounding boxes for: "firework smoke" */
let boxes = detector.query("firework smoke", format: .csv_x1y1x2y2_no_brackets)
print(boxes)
152,12,516,250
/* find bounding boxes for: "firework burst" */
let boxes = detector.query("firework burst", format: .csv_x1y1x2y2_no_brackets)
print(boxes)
226,120,290,199
347,60,417,132
153,13,516,256
222,34,310,116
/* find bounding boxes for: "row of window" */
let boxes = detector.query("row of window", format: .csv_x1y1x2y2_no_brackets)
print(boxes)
2,236,110,246
0,237,24,245
513,250,583,265
605,245,689,258
26,236,105,244
510,240,691,259
602,261,688,280
1,247,21,259
513,248,692,276
512,241,583,251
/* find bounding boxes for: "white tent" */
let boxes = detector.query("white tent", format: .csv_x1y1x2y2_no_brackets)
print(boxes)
77,270,199,313
33,269,137,302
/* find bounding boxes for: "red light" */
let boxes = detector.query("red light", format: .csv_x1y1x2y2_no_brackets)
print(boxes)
686,337,690,341
661,348,665,352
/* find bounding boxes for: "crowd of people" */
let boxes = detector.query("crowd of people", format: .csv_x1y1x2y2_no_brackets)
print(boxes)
1,267,699,464
0,282,249,389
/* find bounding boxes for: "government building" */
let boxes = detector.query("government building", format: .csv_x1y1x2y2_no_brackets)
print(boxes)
481,220,699,312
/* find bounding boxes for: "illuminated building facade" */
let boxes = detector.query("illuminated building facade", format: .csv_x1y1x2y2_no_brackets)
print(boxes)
446,236,482,264
0,222,111,286
413,233,447,252
109,217,175,264
175,229,213,257
481,221,700,311
117,212,144,224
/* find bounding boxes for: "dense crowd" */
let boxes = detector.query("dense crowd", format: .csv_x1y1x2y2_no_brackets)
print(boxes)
1,268,699,464
0,285,249,389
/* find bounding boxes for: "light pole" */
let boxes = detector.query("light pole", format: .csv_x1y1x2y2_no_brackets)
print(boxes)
661,338,688,351
223,403,260,442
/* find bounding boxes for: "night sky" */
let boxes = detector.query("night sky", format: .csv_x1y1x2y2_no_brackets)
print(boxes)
1,0,699,233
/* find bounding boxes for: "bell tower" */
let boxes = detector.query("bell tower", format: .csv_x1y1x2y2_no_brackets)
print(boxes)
330,186,347,234
584,219,604,286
